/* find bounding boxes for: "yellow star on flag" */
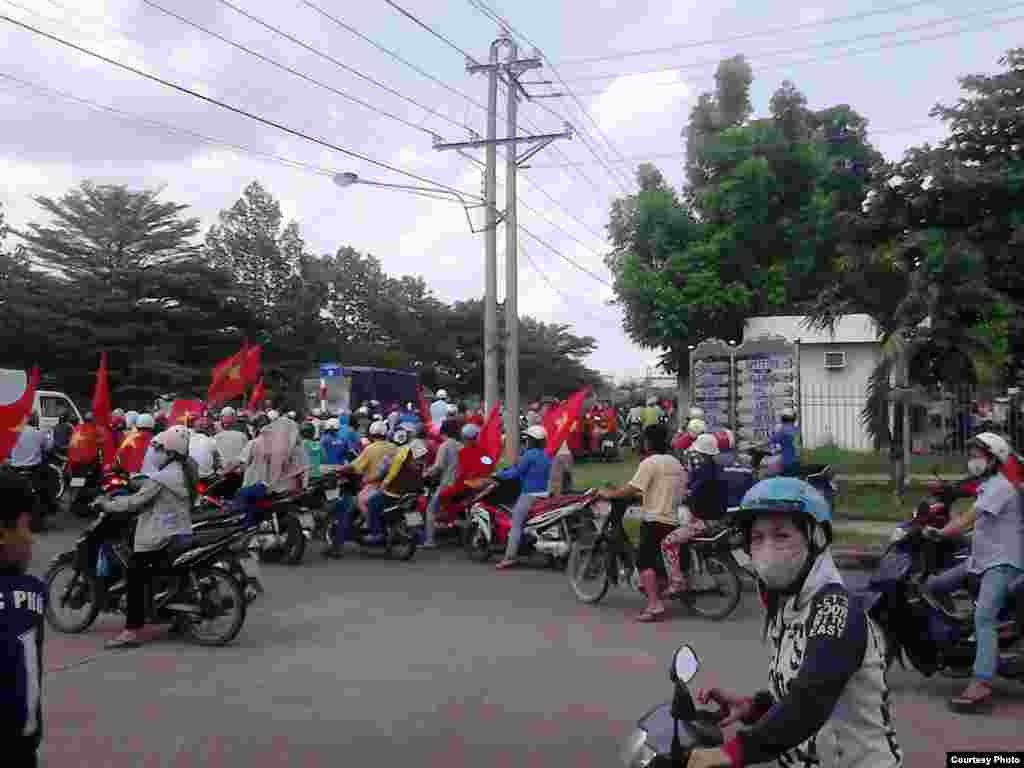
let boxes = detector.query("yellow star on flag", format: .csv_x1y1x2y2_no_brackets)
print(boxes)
177,410,195,424
555,413,569,431
7,416,27,434
119,429,141,450
224,364,242,381
70,430,84,448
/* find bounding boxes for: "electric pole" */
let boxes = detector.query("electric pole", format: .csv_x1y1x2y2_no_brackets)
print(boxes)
434,30,573,461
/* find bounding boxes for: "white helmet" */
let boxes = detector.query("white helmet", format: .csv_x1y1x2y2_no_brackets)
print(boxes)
325,418,340,431
411,442,428,460
780,407,796,420
693,433,720,456
447,404,458,415
971,432,1011,464
436,389,449,400
221,406,236,418
392,428,409,445
151,424,190,456
687,418,706,436
357,406,369,415
136,413,156,430
373,413,384,422
526,425,547,442
368,420,388,437
113,408,125,418
287,411,297,420
406,402,414,411
125,410,139,429
461,423,480,440
646,396,657,406
688,407,704,419
267,409,280,420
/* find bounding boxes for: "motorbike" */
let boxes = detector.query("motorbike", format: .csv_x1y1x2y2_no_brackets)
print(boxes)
567,498,744,620
886,475,977,560
44,502,248,645
189,507,265,604
309,474,420,561
622,644,725,768
413,474,474,543
195,472,309,565
66,460,107,518
462,476,599,569
858,525,1024,680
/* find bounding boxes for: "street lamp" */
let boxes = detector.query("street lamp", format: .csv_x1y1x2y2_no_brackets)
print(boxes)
332,172,488,222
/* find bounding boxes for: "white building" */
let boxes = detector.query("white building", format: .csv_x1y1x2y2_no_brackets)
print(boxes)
743,314,883,450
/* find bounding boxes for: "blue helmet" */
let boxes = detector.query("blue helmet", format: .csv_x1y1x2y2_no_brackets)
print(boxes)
735,476,831,531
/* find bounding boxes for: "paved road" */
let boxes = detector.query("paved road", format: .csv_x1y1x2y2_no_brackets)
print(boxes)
31,519,1024,767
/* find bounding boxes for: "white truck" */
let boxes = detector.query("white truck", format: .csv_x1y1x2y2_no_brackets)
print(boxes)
0,368,83,430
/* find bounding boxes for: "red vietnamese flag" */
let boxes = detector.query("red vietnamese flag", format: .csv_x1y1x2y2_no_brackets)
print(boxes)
170,399,205,426
416,384,434,435
242,344,261,383
92,353,116,467
0,367,39,462
544,387,590,457
478,402,503,462
208,344,255,406
114,428,153,474
248,379,266,412
68,424,101,468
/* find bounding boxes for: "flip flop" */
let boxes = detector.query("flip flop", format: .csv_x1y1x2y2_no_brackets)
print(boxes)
105,637,142,649
662,583,688,599
495,559,519,570
949,685,994,713
635,609,666,623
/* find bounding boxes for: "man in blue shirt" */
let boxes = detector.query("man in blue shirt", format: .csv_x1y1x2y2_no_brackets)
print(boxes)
764,408,801,478
0,468,46,767
495,425,552,570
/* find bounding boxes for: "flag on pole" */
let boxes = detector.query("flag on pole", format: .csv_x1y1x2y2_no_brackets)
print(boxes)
0,367,39,462
478,402,503,462
92,353,115,467
248,379,266,412
208,343,261,406
543,387,590,457
170,399,205,426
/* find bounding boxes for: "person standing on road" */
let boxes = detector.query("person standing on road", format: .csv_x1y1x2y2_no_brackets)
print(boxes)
923,432,1024,712
7,413,56,529
494,425,552,570
0,468,46,768
597,424,685,621
422,419,462,548
762,408,801,478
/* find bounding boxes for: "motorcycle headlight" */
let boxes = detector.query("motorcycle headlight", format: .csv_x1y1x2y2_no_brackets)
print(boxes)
621,728,656,768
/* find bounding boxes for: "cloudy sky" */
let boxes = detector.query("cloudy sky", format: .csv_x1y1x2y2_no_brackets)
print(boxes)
1,0,1020,382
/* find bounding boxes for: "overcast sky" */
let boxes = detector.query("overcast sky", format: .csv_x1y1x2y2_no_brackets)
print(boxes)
1,0,1020,383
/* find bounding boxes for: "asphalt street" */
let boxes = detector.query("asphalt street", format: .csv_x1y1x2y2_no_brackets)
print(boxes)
30,519,1024,767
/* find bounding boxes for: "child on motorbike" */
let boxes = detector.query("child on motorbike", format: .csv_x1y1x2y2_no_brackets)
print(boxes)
687,477,902,768
0,468,46,767
96,426,196,649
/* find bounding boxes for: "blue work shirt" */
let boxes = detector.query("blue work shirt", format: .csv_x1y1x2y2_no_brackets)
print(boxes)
769,423,801,474
497,447,552,495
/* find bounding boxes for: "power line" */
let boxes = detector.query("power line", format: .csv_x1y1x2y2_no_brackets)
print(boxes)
556,0,938,66
170,0,472,138
466,0,637,193
382,0,478,64
0,71,340,177
0,13,479,199
562,1,1024,83
519,224,613,288
520,244,612,329
575,11,1024,97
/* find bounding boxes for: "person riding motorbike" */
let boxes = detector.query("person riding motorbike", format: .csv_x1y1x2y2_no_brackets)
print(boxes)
761,408,801,478
922,432,1024,712
687,476,903,768
422,419,463,548
188,418,220,480
495,425,553,570
7,412,57,528
660,433,728,599
96,425,197,649
598,424,685,621
213,410,248,470
430,389,451,426
300,422,322,484
52,409,74,455
364,429,428,544
324,420,397,558
672,418,705,454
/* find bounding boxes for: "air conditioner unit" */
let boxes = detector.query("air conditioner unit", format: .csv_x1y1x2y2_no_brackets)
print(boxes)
824,351,847,370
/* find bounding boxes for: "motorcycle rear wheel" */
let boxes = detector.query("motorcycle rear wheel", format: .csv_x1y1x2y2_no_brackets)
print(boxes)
45,555,101,633
683,554,742,620
386,519,418,561
568,540,611,604
282,515,306,565
183,566,247,646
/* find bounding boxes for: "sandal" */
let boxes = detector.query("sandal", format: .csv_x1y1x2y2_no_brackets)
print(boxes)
105,634,143,649
662,581,688,599
635,609,666,623
949,681,994,713
495,559,519,570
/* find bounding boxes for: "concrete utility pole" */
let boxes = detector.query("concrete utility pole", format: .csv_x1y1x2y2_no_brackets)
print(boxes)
434,30,573,462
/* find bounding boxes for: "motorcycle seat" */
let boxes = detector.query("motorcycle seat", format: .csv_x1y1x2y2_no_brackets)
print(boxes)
530,495,585,514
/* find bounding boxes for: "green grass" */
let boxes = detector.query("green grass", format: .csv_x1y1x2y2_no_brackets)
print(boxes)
802,446,965,476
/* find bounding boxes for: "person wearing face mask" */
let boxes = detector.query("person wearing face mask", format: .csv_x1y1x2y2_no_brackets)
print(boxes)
921,432,1024,712
686,476,902,768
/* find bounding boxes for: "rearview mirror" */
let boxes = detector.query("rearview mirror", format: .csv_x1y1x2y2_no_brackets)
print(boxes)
670,644,699,684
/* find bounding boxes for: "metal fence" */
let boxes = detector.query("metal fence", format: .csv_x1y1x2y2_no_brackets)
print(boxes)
798,383,1024,456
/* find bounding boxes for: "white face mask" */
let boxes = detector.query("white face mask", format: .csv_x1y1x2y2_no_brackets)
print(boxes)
752,534,810,591
967,458,990,477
